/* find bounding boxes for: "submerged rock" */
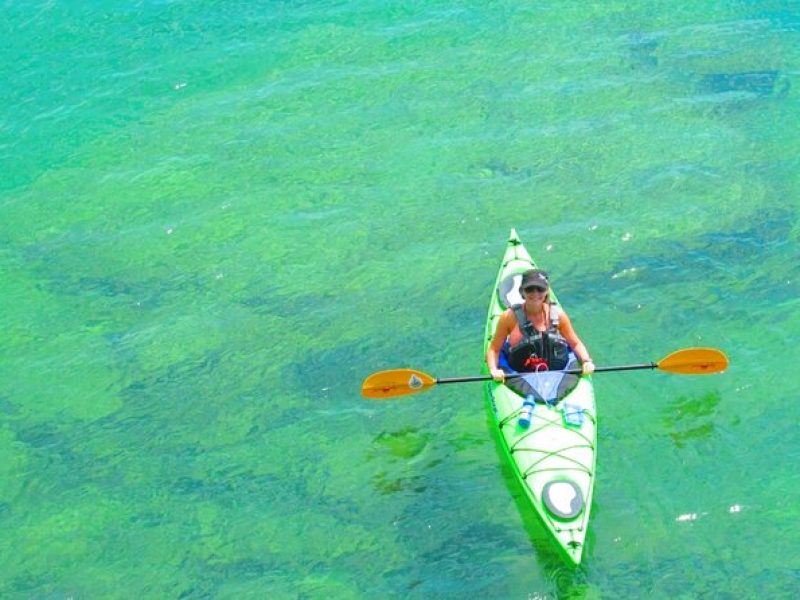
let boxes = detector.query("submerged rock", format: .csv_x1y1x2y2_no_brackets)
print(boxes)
627,32,659,67
698,70,790,96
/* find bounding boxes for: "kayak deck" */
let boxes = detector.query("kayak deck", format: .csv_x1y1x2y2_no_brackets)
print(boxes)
483,229,597,566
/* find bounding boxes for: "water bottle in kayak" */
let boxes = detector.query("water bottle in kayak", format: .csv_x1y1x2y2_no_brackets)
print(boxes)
518,396,535,428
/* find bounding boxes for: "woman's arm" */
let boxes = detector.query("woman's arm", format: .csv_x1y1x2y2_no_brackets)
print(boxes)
486,310,513,382
558,309,595,374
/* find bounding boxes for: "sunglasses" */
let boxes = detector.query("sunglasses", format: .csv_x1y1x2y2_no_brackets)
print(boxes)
523,286,547,294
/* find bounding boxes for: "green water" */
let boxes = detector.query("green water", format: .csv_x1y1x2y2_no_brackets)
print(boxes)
2,1,799,597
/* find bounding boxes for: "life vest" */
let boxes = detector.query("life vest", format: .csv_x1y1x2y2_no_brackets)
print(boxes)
507,303,571,372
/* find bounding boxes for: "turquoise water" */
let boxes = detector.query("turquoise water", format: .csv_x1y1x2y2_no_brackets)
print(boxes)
2,0,799,597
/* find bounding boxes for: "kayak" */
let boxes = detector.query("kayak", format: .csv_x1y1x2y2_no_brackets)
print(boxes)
483,228,597,566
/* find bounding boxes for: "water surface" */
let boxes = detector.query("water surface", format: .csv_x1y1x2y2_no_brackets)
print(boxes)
2,1,799,597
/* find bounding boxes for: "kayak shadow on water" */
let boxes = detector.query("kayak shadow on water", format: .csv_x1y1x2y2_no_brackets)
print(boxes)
484,407,597,591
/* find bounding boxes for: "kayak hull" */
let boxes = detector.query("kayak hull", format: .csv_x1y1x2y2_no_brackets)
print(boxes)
483,229,597,566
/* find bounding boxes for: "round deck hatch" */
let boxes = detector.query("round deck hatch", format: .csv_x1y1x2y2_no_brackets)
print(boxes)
542,480,584,520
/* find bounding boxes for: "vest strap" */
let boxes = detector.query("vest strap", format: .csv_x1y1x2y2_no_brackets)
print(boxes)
512,303,559,335
512,305,537,337
549,302,559,329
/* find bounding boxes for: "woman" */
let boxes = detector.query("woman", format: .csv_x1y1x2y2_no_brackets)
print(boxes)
487,269,595,382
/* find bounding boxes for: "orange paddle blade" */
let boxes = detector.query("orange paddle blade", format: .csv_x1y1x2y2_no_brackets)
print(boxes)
361,369,437,399
657,348,728,375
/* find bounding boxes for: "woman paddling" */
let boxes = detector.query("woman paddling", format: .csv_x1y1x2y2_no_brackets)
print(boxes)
486,269,595,383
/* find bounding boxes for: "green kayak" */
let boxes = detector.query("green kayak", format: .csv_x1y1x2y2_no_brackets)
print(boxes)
483,229,597,566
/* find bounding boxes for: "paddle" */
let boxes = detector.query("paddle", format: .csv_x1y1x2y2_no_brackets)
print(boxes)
361,347,728,399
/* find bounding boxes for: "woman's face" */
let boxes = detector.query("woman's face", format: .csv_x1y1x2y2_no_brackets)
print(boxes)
523,286,548,303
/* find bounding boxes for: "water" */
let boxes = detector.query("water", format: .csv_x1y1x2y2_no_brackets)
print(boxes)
2,1,799,597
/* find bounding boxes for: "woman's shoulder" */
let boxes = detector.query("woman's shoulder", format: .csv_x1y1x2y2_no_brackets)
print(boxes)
553,304,573,324
499,307,517,325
